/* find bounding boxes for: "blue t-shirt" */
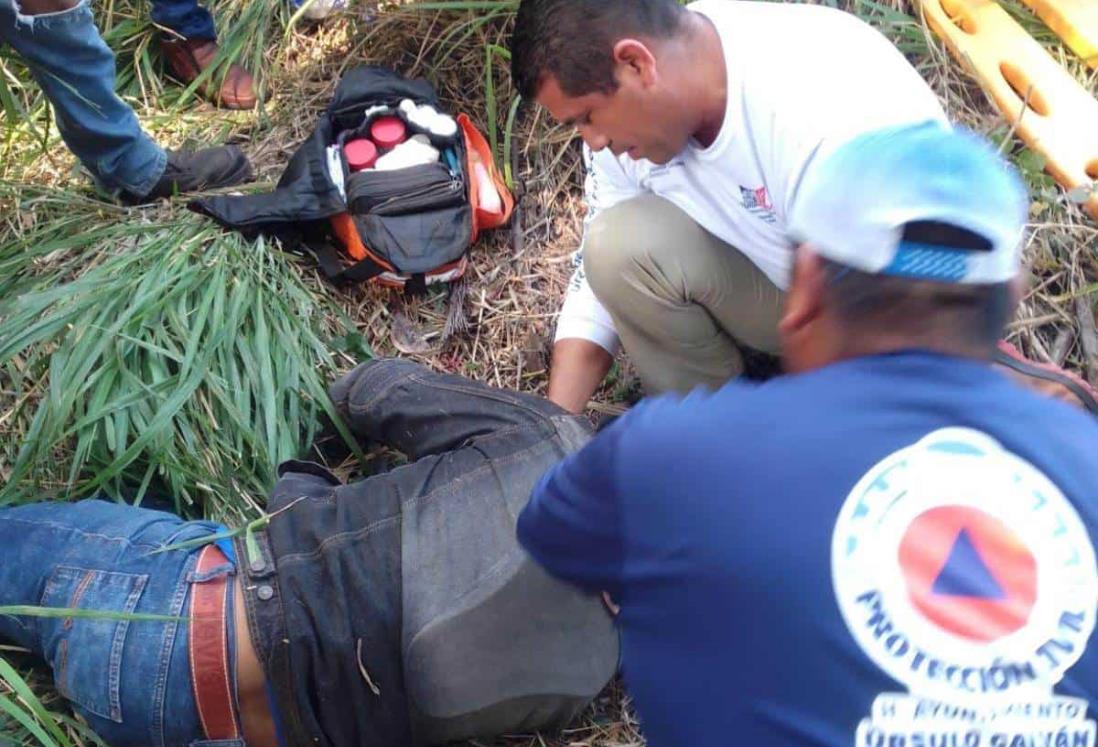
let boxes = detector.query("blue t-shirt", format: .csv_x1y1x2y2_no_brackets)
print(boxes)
518,352,1098,747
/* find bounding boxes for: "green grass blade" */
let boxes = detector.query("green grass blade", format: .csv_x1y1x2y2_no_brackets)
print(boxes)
0,656,67,746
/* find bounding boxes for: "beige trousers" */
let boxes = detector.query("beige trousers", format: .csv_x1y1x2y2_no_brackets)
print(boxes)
584,194,786,394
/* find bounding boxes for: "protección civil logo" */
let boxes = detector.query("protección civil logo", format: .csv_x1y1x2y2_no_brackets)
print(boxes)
831,428,1097,747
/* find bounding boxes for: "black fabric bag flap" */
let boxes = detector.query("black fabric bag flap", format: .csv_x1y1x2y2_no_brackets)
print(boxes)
191,123,343,231
329,66,437,127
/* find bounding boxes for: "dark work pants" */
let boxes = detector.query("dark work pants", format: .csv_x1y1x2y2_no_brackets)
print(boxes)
245,359,620,747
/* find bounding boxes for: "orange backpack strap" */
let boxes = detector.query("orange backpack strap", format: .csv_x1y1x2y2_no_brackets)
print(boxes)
330,212,369,261
457,114,515,241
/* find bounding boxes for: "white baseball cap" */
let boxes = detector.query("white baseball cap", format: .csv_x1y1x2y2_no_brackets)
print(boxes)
788,122,1029,284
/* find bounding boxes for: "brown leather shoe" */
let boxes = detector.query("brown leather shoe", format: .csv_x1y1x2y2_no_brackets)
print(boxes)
161,38,257,110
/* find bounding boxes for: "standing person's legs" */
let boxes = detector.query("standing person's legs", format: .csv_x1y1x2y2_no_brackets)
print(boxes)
0,498,234,747
150,0,215,41
583,194,786,394
153,0,256,110
329,358,577,460
0,0,166,198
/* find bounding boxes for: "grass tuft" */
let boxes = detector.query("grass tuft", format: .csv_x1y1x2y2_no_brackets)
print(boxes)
0,193,349,523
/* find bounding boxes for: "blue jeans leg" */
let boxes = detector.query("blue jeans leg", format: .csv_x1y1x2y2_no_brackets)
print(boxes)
0,0,167,197
151,0,216,41
0,499,238,747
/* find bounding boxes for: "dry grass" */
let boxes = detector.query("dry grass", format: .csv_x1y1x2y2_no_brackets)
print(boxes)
0,0,1096,743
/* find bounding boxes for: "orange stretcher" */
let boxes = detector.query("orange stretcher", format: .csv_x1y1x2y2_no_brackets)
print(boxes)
920,0,1098,220
1019,0,1098,69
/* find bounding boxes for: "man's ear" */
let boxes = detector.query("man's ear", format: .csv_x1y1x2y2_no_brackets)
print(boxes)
779,245,827,338
612,39,658,88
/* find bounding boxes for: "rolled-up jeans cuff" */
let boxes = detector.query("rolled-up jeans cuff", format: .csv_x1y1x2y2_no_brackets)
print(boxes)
9,0,88,28
112,145,168,199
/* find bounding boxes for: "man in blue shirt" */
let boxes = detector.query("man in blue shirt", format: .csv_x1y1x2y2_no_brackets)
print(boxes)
519,122,1098,747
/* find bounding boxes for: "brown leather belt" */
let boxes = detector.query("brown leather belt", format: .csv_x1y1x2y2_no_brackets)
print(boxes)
190,544,241,742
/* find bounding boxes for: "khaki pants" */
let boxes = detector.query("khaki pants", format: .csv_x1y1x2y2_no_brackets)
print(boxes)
585,194,786,394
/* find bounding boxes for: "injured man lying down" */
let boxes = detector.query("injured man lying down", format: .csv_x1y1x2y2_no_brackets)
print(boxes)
0,358,618,747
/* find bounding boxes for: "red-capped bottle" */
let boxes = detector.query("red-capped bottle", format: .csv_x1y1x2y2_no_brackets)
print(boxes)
371,117,407,151
344,139,379,171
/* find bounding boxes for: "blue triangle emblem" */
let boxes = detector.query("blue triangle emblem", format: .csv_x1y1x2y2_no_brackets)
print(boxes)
931,529,1006,599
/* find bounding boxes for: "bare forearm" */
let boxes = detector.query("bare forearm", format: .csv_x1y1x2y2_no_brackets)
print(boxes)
547,339,614,414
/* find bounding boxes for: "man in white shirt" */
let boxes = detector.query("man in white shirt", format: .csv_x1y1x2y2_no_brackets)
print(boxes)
511,0,1098,415
510,0,955,411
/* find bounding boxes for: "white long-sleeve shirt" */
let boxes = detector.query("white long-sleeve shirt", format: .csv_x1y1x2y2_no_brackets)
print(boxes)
555,0,949,353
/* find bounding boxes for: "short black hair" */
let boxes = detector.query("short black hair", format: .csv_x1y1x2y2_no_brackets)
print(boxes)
820,259,1014,351
511,0,687,100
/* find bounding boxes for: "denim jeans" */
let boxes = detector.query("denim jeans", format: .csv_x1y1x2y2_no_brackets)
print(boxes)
0,499,241,747
151,0,215,41
0,0,166,196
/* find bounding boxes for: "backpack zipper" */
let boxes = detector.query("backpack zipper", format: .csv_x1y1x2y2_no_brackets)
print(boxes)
348,164,465,215
372,178,463,215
